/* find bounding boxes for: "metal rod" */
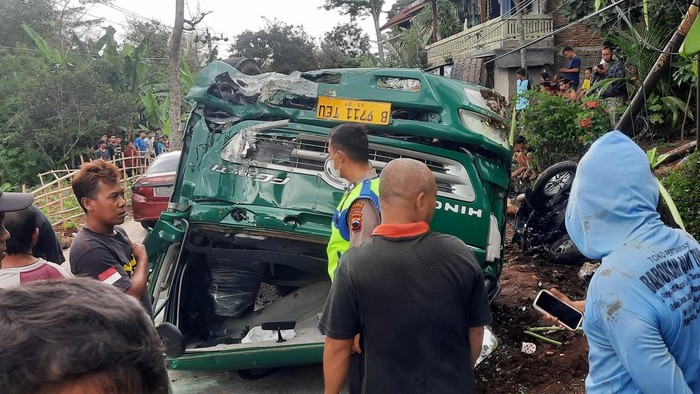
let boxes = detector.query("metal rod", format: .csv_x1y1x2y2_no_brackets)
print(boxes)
615,1,700,135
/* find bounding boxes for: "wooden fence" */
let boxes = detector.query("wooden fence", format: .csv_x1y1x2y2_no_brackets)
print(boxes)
31,155,153,227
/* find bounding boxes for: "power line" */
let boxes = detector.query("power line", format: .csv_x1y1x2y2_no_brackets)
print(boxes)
0,44,170,60
485,0,628,64
100,2,173,29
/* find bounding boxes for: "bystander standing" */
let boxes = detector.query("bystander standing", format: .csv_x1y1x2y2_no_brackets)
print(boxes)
0,207,72,288
320,158,492,394
70,160,152,315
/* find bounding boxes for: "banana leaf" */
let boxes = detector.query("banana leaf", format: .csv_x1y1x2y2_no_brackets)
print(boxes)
21,24,62,64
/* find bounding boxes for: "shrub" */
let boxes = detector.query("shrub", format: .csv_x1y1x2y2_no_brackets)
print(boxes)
519,92,608,170
661,151,700,239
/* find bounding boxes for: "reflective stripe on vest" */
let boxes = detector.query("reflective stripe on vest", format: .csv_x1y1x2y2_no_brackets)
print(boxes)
326,178,380,281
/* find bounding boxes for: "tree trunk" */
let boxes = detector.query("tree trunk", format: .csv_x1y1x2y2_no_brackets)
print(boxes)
431,0,438,42
371,7,385,63
168,0,185,151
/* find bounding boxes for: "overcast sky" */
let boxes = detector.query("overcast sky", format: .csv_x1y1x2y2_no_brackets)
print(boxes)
86,0,399,55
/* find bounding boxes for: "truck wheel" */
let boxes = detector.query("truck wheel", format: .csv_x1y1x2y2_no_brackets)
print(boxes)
223,57,263,75
451,56,487,85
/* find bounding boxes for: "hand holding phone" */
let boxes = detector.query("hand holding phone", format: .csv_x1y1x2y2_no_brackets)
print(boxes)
533,289,583,331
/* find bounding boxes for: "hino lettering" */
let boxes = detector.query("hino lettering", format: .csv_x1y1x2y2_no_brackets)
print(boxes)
436,201,482,217
210,164,290,185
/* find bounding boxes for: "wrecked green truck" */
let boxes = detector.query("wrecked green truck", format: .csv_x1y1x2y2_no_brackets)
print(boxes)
145,61,511,371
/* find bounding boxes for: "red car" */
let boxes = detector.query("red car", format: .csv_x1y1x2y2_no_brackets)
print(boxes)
131,151,181,229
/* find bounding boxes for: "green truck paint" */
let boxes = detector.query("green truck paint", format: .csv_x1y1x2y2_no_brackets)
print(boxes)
146,61,512,371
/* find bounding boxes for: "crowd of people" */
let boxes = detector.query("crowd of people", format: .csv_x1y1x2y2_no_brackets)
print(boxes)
516,43,640,126
92,129,170,176
0,121,698,393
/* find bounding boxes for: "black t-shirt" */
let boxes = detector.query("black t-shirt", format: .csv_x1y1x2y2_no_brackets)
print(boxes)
69,226,153,316
319,231,492,394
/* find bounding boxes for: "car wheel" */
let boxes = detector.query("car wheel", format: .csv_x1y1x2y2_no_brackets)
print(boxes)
532,161,577,200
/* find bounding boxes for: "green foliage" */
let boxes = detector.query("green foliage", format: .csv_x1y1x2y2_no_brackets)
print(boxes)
230,19,319,73
519,92,607,169
22,24,62,63
322,0,384,20
387,10,431,68
426,0,462,41
318,23,371,68
661,152,700,239
561,0,686,34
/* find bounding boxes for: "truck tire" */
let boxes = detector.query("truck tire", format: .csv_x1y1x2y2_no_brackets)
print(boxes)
451,56,487,85
222,57,263,75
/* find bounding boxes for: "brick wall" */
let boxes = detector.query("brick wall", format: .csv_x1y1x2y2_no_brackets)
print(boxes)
546,0,603,80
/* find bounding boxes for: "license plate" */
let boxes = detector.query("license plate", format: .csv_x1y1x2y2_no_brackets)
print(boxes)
154,185,174,197
316,96,391,125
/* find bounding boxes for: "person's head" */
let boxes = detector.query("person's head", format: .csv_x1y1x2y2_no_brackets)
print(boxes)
539,72,551,84
3,207,38,256
127,141,135,148
117,137,122,144
516,67,527,80
566,131,660,260
514,135,528,151
562,46,575,59
379,158,437,224
559,78,572,90
541,81,555,95
584,67,593,79
71,160,126,225
0,278,169,394
0,191,34,257
99,141,107,150
109,135,117,143
101,134,108,141
328,123,371,181
147,131,154,138
140,131,146,138
601,46,614,63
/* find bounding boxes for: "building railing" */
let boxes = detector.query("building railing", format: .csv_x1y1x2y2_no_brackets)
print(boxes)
426,14,554,66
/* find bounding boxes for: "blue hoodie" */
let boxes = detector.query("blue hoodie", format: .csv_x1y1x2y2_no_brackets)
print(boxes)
566,131,700,394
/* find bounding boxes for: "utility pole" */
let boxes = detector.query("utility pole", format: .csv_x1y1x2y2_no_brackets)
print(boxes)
516,0,527,69
167,0,210,150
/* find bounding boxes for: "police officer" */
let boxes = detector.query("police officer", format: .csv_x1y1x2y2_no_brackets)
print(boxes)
325,123,380,394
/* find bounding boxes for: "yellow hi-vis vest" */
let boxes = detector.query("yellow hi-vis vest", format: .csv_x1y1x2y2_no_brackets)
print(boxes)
326,177,380,281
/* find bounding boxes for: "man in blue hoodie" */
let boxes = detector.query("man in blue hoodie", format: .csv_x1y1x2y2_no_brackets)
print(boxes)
565,131,700,393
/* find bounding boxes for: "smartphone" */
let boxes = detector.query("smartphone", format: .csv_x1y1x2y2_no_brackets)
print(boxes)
533,290,583,331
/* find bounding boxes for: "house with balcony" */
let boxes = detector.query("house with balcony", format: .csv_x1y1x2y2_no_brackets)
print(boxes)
382,0,602,98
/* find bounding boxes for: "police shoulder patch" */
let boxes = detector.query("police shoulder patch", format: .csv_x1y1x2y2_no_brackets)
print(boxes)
349,202,364,233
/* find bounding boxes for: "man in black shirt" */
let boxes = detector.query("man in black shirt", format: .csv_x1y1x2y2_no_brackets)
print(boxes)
69,159,152,315
319,158,492,394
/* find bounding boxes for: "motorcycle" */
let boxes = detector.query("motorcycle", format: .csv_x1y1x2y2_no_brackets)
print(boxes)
512,161,585,265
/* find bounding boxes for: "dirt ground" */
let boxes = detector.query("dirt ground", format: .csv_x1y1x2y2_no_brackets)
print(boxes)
475,213,590,394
